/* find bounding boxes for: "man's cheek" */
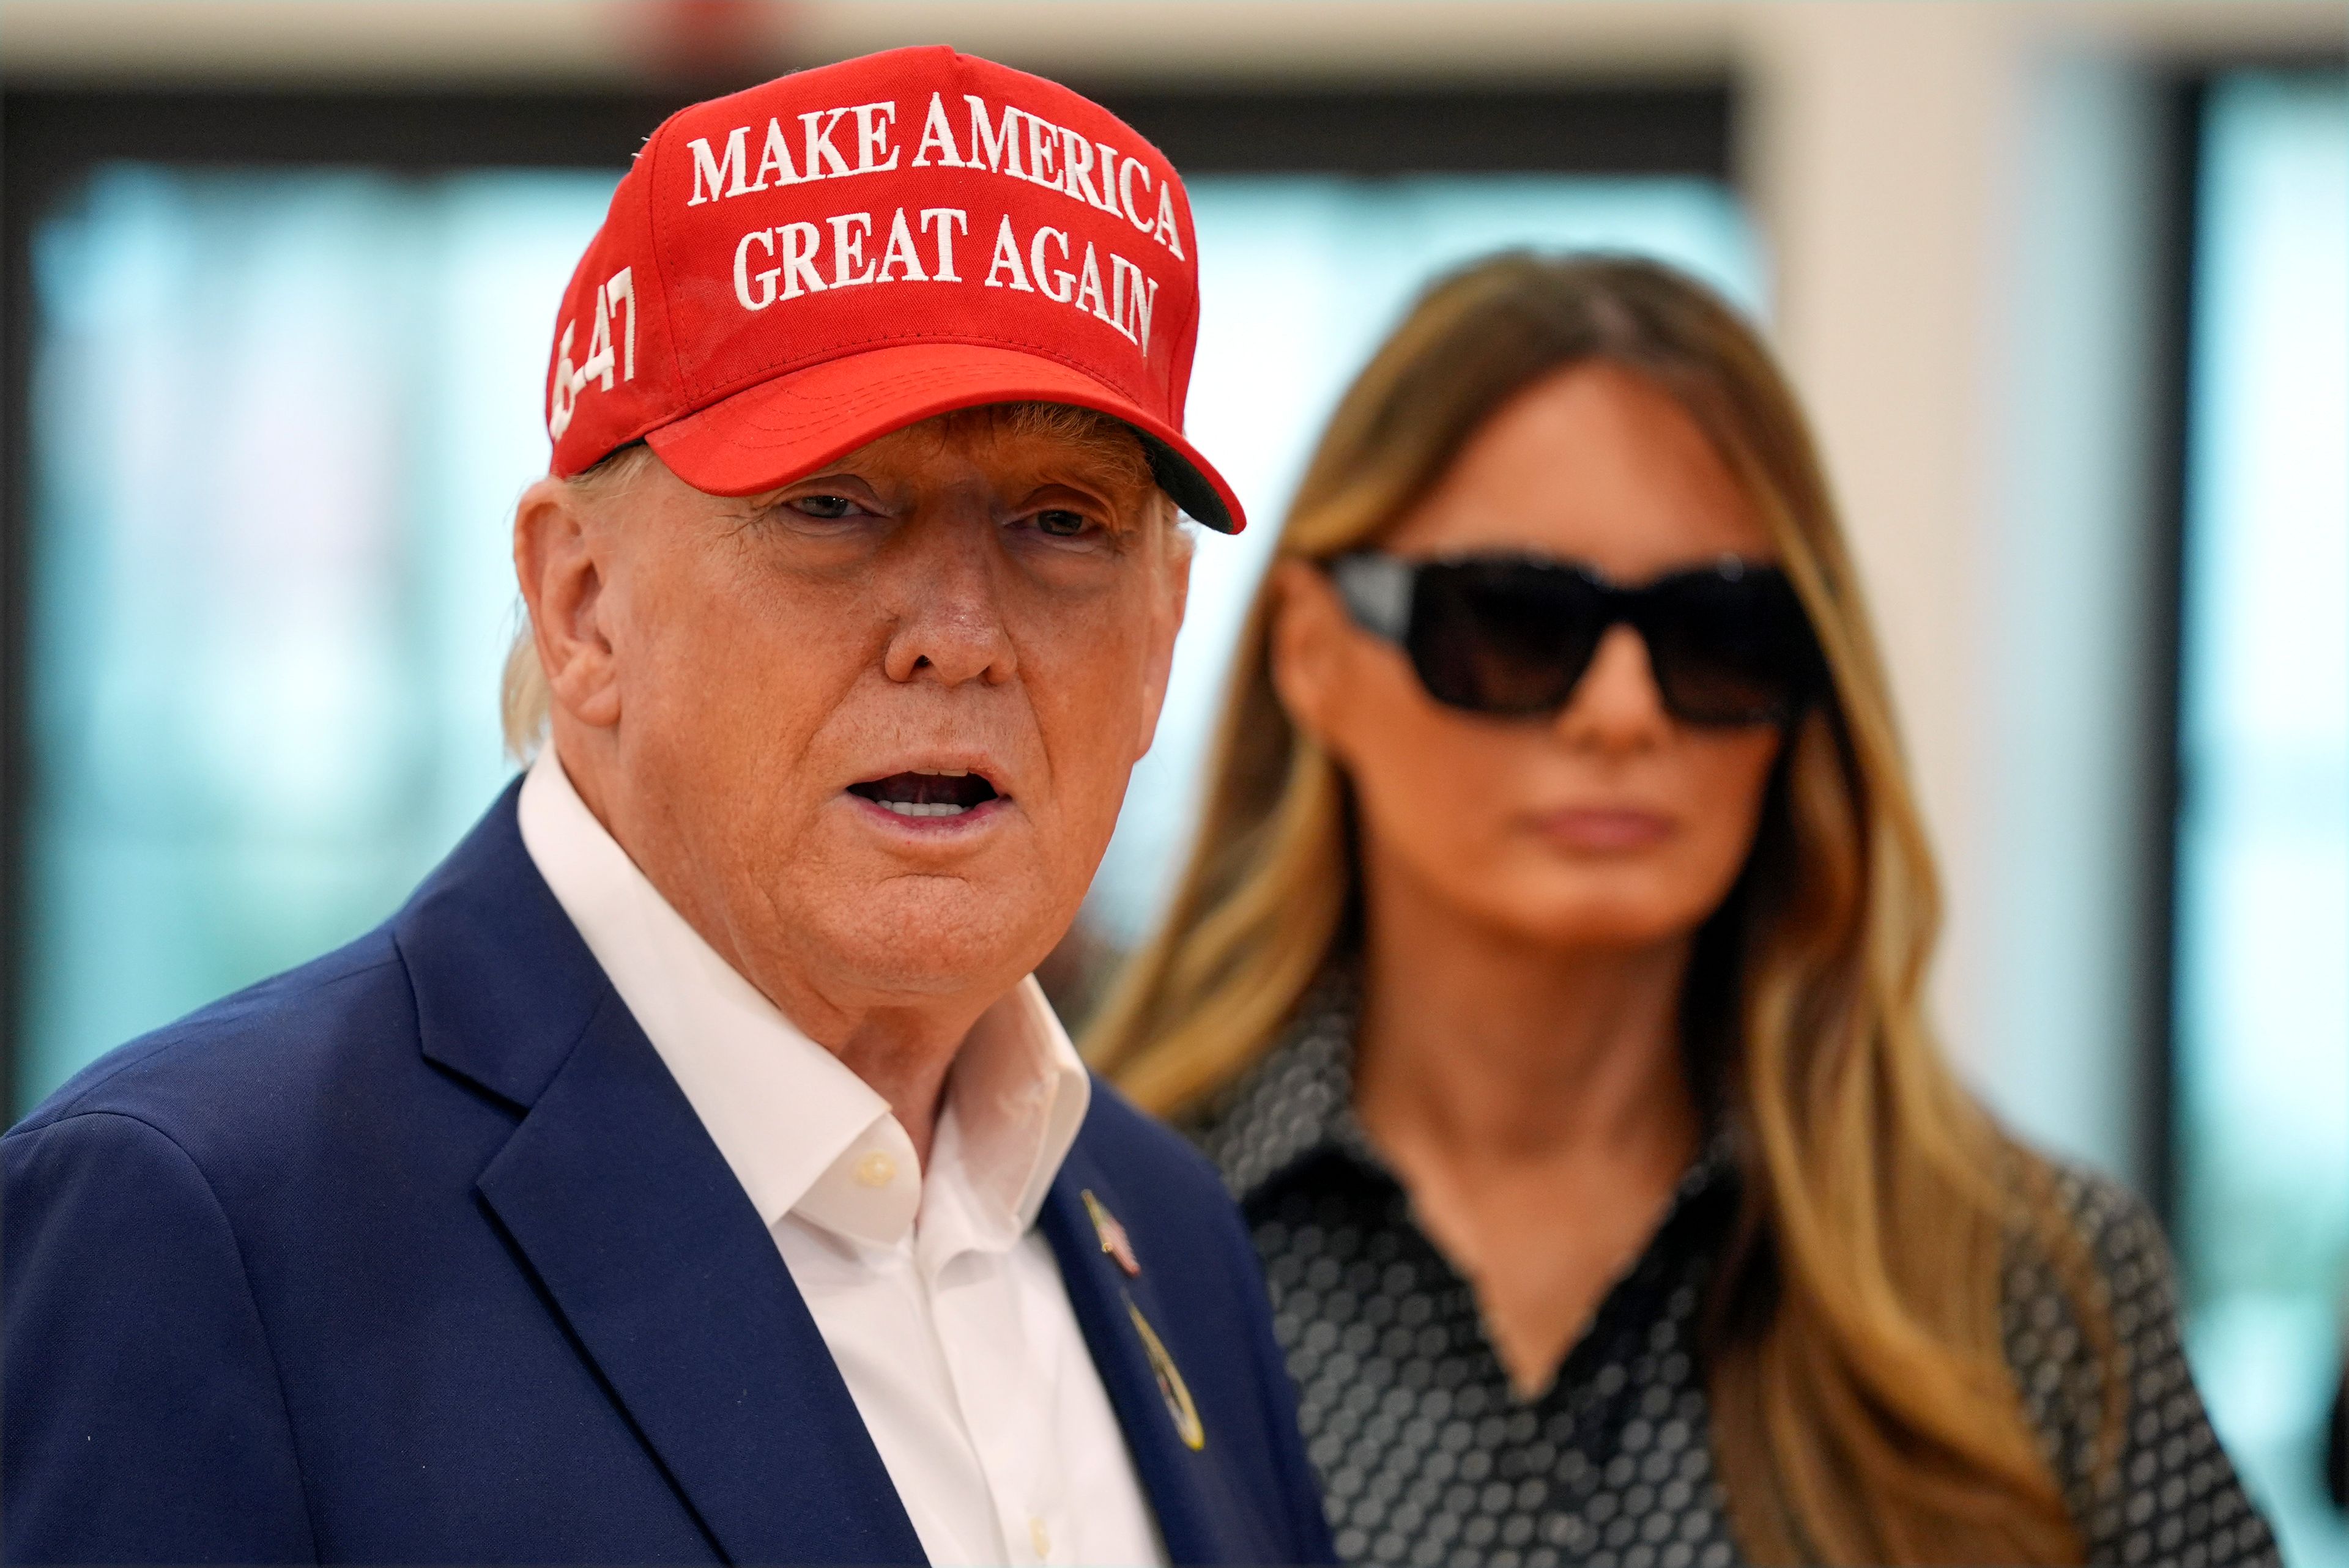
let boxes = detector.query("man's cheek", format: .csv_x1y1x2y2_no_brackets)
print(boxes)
1041,608,1152,712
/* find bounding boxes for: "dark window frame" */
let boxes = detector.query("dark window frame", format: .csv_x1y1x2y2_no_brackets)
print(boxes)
2140,65,2208,1237
0,76,1734,1114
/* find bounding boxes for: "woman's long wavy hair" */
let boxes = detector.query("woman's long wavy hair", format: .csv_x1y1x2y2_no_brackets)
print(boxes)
1085,253,2116,1564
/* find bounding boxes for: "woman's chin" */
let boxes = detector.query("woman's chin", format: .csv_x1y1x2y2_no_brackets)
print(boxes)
1468,885,1715,955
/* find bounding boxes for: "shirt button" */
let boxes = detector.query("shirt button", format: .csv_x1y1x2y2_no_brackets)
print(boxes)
1028,1515,1051,1559
853,1150,897,1188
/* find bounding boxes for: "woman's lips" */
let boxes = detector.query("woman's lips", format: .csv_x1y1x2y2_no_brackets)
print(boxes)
1527,808,1676,851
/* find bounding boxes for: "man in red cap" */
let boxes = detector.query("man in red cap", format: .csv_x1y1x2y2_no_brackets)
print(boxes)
4,49,1333,1567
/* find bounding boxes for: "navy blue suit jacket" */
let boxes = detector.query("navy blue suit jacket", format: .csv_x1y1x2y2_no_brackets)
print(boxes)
4,786,1335,1566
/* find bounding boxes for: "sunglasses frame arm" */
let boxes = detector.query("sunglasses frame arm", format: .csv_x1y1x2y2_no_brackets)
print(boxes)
1327,553,1415,643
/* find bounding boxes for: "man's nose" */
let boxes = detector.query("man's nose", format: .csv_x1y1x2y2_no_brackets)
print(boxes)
1552,623,1671,749
878,517,1019,687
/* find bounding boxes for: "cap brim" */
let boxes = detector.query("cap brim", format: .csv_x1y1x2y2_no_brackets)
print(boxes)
643,343,1244,533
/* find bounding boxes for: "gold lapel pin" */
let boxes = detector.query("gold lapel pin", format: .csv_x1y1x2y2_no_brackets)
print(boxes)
1080,1189,1141,1277
1125,1298,1206,1451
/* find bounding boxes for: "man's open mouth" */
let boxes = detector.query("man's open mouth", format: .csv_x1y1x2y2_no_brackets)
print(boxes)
845,770,1003,820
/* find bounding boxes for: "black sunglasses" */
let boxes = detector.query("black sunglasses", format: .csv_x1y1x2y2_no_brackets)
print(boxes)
1327,551,1826,727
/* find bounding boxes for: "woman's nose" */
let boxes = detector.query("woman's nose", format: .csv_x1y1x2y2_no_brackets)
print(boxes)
1552,624,1672,748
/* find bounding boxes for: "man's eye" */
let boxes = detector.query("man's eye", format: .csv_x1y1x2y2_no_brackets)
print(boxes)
791,494,862,520
1033,510,1093,539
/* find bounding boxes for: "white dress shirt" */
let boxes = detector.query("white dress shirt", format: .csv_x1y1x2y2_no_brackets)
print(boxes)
517,748,1165,1568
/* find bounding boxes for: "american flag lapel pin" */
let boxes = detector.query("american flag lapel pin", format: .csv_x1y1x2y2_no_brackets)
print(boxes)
1081,1189,1141,1277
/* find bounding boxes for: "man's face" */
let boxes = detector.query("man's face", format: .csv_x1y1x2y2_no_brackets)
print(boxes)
536,409,1190,1021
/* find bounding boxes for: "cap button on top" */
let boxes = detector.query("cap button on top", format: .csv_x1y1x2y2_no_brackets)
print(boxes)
853,1150,897,1188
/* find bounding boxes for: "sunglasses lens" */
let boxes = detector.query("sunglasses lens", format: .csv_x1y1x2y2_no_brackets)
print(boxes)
1406,562,1604,715
1642,569,1821,725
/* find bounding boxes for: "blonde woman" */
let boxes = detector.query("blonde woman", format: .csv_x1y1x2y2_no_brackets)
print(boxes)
1088,254,2276,1566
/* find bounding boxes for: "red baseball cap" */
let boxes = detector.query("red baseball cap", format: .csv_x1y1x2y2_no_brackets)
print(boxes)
543,45,1244,531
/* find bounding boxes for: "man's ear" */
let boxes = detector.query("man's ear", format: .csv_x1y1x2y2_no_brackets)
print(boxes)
1267,557,1346,750
513,476,622,731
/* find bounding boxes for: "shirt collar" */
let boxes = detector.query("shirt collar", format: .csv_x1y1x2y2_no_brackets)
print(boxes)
516,745,1090,1252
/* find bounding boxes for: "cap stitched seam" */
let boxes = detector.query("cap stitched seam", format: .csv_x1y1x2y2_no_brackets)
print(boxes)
660,352,1205,462
678,327,1168,412
642,113,696,404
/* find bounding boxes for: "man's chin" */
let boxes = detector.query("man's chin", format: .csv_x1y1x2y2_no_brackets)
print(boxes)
799,875,1068,1000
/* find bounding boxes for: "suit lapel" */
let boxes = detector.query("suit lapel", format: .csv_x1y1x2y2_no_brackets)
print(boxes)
1037,1149,1223,1566
399,788,926,1567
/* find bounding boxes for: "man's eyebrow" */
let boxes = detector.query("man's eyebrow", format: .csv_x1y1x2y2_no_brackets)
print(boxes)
1026,453,1156,496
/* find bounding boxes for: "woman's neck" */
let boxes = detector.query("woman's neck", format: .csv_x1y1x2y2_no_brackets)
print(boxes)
1351,867,1698,1174
1345,850,1705,1395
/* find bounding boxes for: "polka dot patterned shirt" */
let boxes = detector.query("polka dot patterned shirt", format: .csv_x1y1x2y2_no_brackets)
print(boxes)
1192,993,2281,1568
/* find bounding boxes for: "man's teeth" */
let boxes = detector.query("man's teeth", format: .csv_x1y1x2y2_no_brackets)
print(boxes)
877,799,970,818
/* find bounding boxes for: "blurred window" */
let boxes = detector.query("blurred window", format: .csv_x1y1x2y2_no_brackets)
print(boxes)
21,166,617,1111
2172,68,2349,1566
8,95,1753,1114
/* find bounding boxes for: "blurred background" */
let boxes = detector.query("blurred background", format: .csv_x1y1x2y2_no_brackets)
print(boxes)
2,0,2343,1556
